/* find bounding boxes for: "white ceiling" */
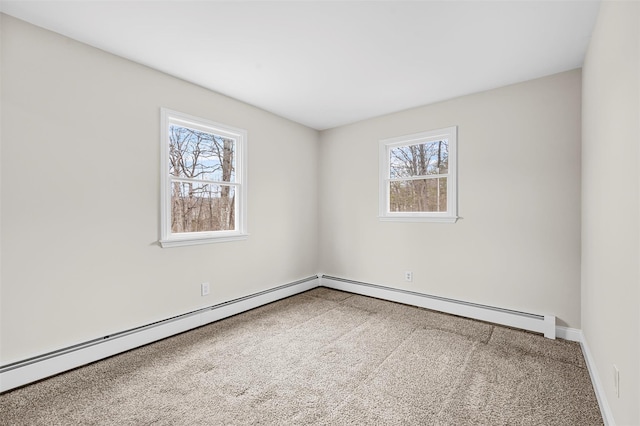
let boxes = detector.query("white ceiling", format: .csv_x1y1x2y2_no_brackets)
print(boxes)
1,0,600,130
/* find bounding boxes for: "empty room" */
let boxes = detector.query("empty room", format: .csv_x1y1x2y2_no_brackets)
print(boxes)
0,0,638,425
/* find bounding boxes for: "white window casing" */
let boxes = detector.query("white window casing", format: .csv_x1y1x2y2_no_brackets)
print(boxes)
160,108,248,247
379,126,458,223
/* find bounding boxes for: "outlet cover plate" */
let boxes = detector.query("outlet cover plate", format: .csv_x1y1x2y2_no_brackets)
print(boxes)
201,282,210,296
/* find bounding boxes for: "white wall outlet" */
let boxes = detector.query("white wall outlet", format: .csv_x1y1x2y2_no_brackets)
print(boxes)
613,364,620,397
201,282,210,296
404,271,413,282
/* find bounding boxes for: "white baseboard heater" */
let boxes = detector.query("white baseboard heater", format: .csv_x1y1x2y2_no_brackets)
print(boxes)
1,274,557,394
0,276,320,393
320,275,556,340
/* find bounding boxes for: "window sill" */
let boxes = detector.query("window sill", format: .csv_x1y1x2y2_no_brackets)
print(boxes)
379,216,459,223
160,233,249,248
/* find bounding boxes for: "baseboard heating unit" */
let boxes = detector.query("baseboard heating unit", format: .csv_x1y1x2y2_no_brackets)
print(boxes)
320,275,556,340
1,274,557,394
0,275,320,393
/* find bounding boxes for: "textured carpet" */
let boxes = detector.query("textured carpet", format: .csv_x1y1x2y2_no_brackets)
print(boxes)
0,288,603,425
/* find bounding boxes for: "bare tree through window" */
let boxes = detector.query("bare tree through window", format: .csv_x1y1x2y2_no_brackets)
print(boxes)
169,125,236,233
379,126,457,222
389,140,448,212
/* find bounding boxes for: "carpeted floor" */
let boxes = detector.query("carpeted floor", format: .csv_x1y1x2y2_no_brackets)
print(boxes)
0,288,603,425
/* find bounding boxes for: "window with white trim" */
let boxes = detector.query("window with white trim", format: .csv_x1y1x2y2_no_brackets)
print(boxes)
379,126,458,223
160,109,247,247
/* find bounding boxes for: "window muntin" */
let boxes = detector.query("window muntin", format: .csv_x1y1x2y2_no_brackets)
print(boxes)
380,126,457,222
160,109,247,247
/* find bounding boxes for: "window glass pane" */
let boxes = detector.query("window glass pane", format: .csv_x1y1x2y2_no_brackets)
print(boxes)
171,182,235,232
389,140,448,178
169,125,235,182
389,178,447,212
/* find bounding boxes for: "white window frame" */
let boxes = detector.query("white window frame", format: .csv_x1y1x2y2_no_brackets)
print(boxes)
379,126,458,223
160,108,248,248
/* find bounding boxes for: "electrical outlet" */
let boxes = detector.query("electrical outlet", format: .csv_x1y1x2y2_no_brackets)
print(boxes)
201,282,210,296
613,365,620,398
404,271,413,282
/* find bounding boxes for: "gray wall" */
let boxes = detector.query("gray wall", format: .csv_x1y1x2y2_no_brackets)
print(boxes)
319,70,582,328
0,15,319,364
582,1,640,424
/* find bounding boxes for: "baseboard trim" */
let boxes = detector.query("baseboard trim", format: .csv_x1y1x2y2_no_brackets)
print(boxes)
321,278,616,423
0,275,320,393
2,273,611,426
555,326,582,342
580,333,616,426
320,275,556,339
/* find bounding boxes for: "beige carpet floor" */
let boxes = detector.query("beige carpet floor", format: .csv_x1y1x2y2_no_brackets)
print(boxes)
1,288,603,425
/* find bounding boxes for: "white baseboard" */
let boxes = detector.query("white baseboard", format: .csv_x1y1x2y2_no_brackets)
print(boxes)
321,275,557,339
322,277,612,424
555,326,582,342
555,328,614,425
580,333,616,426
0,276,320,393
1,273,612,426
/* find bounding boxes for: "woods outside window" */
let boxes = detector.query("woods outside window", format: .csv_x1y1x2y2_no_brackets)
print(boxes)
379,126,458,223
160,109,247,247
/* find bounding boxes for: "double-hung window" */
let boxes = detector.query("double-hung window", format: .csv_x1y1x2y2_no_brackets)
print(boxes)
160,109,247,247
379,126,458,222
